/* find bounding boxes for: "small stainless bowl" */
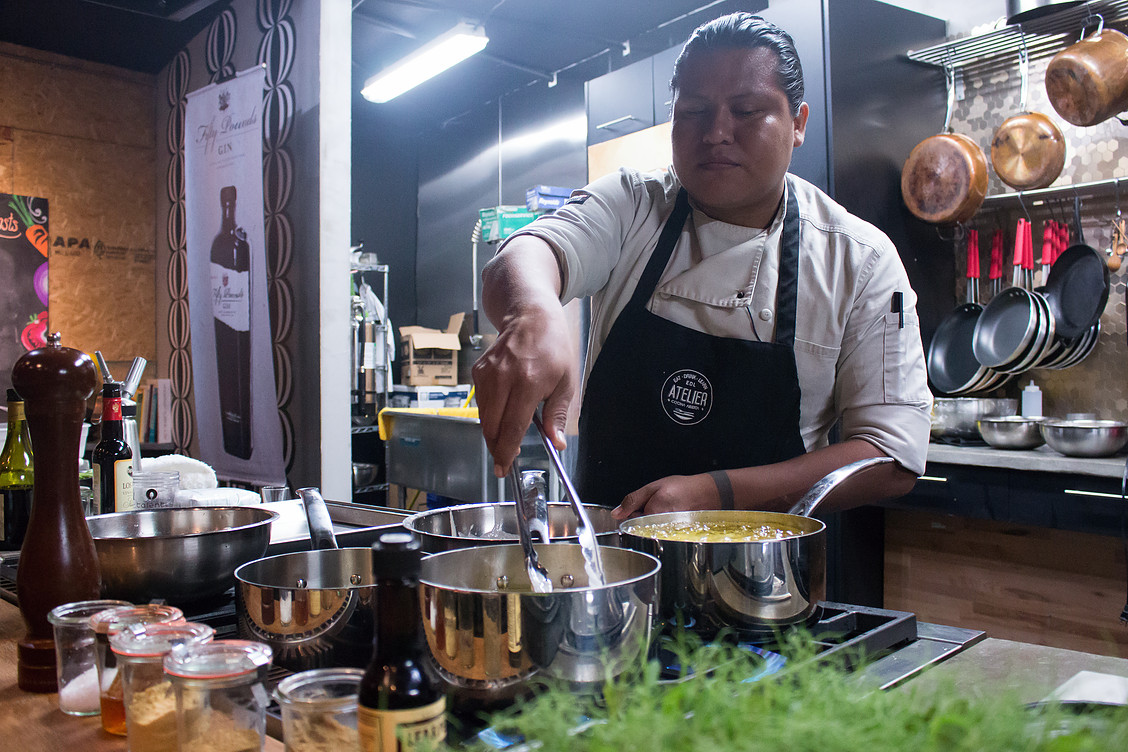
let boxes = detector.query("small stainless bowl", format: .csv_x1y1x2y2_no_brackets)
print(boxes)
977,416,1045,450
1041,419,1128,458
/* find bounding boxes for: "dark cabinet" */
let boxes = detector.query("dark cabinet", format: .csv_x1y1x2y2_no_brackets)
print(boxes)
586,57,656,146
652,44,680,124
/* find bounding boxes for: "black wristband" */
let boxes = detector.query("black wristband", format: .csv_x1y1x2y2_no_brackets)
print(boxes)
709,470,734,511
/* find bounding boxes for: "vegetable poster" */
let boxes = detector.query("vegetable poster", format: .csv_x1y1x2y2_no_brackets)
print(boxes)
0,194,48,397
184,65,285,486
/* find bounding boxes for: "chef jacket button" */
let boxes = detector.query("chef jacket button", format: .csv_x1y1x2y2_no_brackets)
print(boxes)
736,291,745,299
759,308,773,321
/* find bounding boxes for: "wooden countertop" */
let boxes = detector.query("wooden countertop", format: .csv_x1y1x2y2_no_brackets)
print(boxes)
0,599,284,752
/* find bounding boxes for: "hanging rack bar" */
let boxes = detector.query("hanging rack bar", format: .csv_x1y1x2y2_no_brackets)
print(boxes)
976,176,1125,210
906,0,1128,73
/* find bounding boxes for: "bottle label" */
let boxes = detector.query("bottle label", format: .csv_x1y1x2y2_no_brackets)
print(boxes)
357,698,446,752
114,459,134,511
104,397,122,422
211,262,250,332
9,402,23,422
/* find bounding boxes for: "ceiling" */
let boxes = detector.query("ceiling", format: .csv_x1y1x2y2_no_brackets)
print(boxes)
0,0,762,123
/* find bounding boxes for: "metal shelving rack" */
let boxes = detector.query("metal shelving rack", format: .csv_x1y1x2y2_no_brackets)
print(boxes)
906,0,1128,75
352,260,391,496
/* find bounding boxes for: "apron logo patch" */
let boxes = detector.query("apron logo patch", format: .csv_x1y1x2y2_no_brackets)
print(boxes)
661,370,712,426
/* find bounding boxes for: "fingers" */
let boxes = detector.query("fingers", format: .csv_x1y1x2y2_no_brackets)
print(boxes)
612,484,654,521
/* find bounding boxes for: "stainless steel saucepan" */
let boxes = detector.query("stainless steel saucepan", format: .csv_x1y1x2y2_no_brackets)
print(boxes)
619,456,893,640
234,487,380,671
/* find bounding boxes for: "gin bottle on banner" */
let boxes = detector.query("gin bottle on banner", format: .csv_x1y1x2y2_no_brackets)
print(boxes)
211,185,253,459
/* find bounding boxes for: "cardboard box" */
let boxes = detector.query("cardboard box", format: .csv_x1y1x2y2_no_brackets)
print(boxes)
388,384,472,409
525,185,574,212
479,206,538,243
399,313,464,385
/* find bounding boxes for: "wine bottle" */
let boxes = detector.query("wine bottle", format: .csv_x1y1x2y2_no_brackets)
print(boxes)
358,532,447,752
0,388,34,551
92,383,133,514
211,184,253,459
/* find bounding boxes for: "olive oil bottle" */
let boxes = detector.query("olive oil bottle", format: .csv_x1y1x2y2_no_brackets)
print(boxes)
0,388,33,550
358,532,446,752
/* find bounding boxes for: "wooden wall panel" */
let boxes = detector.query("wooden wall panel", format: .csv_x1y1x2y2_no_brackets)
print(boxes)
884,508,1128,658
0,42,156,370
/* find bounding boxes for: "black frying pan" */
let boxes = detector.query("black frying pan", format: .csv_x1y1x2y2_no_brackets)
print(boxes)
1042,243,1110,340
927,235,987,395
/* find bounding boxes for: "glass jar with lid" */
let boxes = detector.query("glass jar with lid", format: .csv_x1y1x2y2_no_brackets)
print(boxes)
89,604,185,736
274,668,364,750
163,639,274,752
109,620,214,752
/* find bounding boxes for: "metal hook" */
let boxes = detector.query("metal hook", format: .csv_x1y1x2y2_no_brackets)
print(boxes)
1016,191,1033,224
942,63,956,133
1081,13,1104,40
1018,31,1030,112
1073,189,1085,244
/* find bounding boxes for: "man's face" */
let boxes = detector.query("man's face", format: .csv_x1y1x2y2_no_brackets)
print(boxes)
671,46,808,228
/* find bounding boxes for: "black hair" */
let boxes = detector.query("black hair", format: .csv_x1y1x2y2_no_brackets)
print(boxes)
670,13,805,117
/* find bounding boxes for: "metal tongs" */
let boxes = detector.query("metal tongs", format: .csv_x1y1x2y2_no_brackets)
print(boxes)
532,411,606,586
510,463,552,593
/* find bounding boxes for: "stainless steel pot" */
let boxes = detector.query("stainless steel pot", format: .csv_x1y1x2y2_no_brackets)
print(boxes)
234,488,379,671
418,543,660,710
619,457,891,640
87,506,277,605
404,501,619,553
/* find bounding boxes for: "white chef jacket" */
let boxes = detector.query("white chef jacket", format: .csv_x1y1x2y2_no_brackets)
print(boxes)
503,167,932,476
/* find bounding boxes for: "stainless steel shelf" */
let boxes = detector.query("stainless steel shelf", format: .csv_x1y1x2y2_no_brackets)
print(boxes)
977,176,1127,211
907,0,1128,73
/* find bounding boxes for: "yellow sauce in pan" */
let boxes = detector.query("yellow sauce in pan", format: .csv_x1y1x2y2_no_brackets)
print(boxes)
628,520,804,543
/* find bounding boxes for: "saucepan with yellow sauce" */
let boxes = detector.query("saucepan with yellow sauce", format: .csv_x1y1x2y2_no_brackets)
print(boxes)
619,457,893,641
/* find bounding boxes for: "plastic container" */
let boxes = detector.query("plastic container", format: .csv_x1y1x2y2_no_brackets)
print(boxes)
1021,380,1043,417
274,668,364,751
89,604,184,735
163,639,273,752
109,621,214,752
131,471,181,509
47,599,132,716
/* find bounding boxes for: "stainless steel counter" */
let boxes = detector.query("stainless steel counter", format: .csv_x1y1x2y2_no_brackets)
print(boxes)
927,443,1128,480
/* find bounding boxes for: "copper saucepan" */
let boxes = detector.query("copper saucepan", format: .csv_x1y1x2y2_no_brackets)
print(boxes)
1045,15,1128,127
901,67,988,224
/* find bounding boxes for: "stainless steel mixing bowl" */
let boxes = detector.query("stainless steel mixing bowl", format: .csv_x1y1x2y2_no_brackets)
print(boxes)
87,506,278,604
418,543,659,709
1041,419,1128,457
976,415,1046,449
931,397,1019,441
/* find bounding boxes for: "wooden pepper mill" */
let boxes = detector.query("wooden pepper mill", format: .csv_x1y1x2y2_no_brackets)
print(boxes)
13,331,100,692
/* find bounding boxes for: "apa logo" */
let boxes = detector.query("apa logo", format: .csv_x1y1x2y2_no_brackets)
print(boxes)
661,369,712,426
53,236,93,250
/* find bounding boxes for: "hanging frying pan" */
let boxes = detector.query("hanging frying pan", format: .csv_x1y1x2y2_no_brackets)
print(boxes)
902,67,989,225
1041,243,1110,339
973,220,1042,369
991,49,1066,191
928,232,990,395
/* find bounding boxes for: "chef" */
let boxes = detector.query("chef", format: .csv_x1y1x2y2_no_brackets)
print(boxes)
472,12,932,518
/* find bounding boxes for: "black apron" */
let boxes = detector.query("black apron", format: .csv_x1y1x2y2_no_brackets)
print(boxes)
575,180,807,507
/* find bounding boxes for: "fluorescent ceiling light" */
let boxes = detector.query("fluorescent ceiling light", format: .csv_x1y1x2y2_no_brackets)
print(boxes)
362,21,488,103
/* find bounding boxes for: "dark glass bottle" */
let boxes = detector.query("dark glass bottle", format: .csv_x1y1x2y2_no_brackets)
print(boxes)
0,388,34,551
92,383,133,514
211,184,253,460
358,532,446,752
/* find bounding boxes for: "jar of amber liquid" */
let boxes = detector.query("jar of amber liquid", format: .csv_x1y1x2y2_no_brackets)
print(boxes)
109,621,214,752
89,604,184,735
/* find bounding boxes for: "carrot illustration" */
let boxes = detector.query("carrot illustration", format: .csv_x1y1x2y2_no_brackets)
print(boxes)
8,196,47,257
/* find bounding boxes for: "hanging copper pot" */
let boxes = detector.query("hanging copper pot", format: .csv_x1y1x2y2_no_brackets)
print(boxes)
902,132,989,224
1045,16,1128,127
991,51,1067,190
901,66,989,224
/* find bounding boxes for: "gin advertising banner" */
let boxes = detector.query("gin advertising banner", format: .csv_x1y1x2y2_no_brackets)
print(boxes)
0,194,48,398
185,65,284,485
